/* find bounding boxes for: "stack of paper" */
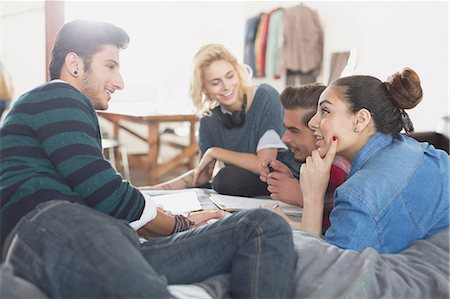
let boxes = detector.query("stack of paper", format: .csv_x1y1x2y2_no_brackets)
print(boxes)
210,194,303,216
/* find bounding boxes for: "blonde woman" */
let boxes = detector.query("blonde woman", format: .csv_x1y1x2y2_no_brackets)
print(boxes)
144,44,296,196
0,62,14,119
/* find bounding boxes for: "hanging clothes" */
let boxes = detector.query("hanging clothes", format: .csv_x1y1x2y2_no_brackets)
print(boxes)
285,69,316,86
244,15,261,76
265,8,284,80
281,4,323,84
254,13,270,77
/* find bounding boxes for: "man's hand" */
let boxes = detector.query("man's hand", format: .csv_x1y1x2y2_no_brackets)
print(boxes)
259,159,294,182
187,210,226,226
260,160,302,206
137,208,175,239
268,176,303,206
259,159,274,182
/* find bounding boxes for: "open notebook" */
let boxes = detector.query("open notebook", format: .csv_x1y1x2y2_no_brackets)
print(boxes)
210,194,303,216
144,190,203,214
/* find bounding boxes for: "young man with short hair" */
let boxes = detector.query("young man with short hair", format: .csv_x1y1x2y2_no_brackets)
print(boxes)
260,84,350,233
0,19,296,298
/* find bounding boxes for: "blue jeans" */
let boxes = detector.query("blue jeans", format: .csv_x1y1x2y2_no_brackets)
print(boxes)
2,200,295,298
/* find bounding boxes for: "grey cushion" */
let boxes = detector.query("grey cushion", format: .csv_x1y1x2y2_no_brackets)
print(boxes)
0,263,48,299
292,228,449,298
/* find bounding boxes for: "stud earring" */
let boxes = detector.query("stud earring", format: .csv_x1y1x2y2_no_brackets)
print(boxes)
73,70,78,76
353,127,359,133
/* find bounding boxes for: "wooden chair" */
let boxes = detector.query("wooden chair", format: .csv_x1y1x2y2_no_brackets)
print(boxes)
102,138,131,180
410,132,449,154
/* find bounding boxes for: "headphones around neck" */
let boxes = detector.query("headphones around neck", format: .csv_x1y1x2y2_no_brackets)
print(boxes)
218,94,248,129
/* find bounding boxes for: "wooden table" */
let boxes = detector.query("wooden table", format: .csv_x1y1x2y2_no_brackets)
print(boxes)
97,104,199,185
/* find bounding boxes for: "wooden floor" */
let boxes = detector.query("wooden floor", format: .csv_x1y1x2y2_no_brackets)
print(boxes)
126,154,191,187
129,165,189,187
105,139,196,187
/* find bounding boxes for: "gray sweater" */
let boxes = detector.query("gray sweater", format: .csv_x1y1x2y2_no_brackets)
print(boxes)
198,83,299,175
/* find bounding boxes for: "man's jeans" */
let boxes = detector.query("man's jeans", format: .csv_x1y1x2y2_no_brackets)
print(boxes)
2,200,295,298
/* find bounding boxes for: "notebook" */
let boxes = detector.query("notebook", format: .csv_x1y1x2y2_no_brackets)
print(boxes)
210,194,303,216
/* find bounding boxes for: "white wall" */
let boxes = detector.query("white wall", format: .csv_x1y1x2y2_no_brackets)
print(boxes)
65,1,246,114
317,1,449,132
1,1,46,99
244,1,449,132
1,1,448,135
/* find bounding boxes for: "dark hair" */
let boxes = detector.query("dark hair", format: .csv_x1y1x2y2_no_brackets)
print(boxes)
332,67,422,136
49,19,130,80
280,83,326,126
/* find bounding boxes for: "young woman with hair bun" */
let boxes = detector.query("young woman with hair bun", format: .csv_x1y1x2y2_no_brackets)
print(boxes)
296,67,449,253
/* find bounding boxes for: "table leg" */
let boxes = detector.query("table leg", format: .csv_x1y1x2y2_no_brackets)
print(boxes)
188,120,197,169
147,121,160,185
112,121,120,140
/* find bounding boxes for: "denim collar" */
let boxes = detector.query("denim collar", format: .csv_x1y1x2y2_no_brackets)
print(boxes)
348,132,393,178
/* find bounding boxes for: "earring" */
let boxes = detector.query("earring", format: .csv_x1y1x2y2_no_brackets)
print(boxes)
73,70,78,76
353,127,359,132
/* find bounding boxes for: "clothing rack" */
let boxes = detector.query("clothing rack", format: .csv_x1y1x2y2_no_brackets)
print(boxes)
244,3,324,85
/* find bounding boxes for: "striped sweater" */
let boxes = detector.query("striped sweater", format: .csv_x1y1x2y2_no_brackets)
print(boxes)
0,81,144,243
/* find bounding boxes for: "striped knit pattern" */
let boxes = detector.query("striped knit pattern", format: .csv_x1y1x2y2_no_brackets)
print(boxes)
0,82,144,243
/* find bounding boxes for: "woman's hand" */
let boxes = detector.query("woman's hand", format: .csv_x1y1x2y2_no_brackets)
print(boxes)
300,137,337,202
299,137,337,236
193,148,217,186
261,204,290,222
261,205,301,230
138,185,157,191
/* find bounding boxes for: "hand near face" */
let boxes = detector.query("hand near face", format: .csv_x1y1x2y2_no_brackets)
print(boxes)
300,137,338,202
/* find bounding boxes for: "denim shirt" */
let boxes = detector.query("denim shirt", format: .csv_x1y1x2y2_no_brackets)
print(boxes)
325,132,449,253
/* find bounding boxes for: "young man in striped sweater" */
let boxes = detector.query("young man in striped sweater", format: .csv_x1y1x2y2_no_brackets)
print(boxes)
0,19,296,298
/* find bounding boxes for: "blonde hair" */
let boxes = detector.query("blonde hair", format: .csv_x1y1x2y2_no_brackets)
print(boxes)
0,62,14,100
190,44,250,115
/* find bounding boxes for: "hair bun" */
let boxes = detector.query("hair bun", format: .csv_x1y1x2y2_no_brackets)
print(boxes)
384,67,423,110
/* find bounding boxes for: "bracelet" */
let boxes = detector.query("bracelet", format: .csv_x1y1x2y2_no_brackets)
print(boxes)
172,215,195,234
